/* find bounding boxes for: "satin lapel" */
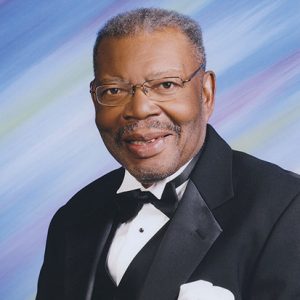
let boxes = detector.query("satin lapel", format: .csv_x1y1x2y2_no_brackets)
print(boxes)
61,182,123,300
191,124,234,210
64,209,115,300
139,125,234,300
62,168,125,299
84,217,115,300
138,180,222,300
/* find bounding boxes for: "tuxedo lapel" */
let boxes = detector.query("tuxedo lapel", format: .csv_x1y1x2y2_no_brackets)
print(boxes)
62,170,125,300
84,217,115,300
138,125,234,300
64,207,116,300
138,180,222,300
191,125,234,210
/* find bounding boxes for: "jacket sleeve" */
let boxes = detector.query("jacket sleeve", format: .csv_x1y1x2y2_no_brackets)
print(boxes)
246,193,300,299
36,208,66,300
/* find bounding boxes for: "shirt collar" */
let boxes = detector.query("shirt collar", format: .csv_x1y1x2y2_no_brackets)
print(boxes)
117,159,191,199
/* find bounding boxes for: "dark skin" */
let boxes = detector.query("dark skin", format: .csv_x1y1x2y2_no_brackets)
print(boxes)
91,28,216,187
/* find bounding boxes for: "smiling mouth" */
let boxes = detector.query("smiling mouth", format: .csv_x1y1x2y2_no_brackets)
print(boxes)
126,135,170,145
116,120,181,149
122,132,173,158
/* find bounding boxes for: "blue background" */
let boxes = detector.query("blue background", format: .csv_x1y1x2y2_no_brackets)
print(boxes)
1,0,300,299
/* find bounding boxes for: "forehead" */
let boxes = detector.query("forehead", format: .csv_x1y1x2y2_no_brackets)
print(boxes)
94,28,199,80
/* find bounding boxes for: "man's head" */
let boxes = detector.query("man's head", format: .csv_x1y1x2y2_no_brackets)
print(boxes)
93,8,206,73
91,8,216,186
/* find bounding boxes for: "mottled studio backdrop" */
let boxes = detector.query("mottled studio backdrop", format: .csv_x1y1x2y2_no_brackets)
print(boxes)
1,0,299,299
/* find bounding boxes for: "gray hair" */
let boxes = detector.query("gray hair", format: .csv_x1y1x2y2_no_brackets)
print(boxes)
93,8,206,74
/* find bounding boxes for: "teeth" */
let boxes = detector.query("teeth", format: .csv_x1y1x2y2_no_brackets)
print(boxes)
130,138,157,145
147,138,156,143
130,141,146,145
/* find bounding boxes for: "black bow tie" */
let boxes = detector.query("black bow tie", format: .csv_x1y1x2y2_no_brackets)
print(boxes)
115,182,177,223
115,151,201,223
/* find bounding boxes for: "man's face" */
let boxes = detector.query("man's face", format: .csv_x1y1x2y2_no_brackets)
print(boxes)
92,28,215,186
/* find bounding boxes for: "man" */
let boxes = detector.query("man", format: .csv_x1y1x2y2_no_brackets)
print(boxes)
36,8,300,300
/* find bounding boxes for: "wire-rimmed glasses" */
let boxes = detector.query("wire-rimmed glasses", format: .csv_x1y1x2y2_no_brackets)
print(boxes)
90,64,204,107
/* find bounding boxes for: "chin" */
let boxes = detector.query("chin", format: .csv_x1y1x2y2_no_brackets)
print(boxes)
126,162,178,184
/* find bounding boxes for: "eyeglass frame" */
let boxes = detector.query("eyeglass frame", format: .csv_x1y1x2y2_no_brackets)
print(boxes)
90,63,205,107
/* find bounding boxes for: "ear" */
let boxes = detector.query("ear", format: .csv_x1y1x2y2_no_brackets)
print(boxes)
90,80,99,110
202,70,216,121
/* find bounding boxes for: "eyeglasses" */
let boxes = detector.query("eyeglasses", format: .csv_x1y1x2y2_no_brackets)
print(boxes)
90,64,204,107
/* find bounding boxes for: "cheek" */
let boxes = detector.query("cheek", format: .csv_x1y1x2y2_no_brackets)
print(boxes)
95,106,122,132
160,94,205,153
161,96,203,127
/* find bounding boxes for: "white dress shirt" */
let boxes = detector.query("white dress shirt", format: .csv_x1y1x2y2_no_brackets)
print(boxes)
107,162,190,285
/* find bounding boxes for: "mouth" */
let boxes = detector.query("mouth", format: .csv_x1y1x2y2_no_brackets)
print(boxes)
123,132,173,158
126,135,170,144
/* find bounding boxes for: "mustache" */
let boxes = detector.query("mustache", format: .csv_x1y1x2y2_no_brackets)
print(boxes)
115,120,181,143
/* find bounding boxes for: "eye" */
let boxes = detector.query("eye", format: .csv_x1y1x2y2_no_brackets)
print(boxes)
98,86,128,98
160,81,175,89
150,78,182,94
103,87,121,95
95,83,129,105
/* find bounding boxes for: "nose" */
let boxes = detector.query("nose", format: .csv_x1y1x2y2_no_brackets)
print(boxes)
122,87,161,120
131,84,149,96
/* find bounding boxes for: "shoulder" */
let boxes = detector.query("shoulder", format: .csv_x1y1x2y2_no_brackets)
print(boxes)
51,167,124,227
232,150,300,207
232,150,300,184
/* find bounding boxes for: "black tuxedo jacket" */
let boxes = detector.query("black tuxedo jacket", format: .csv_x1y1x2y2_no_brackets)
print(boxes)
36,125,300,300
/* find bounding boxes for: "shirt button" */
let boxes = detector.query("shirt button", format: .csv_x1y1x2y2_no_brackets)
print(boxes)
139,227,144,233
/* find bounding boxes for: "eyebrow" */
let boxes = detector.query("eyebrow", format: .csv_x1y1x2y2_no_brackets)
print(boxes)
146,68,182,79
98,68,183,84
97,77,129,85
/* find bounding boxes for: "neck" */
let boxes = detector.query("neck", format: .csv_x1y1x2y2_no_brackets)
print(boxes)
141,182,153,188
